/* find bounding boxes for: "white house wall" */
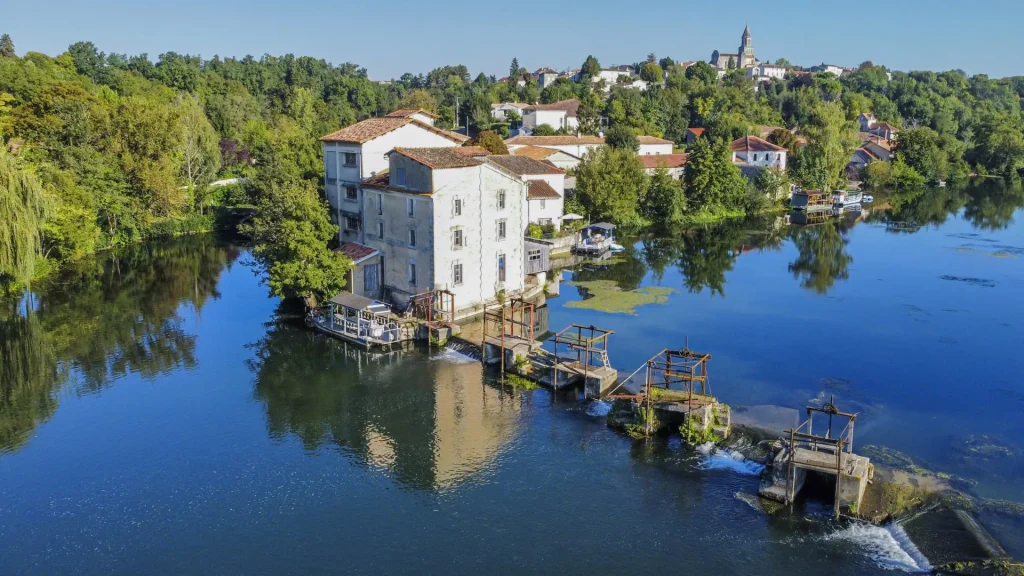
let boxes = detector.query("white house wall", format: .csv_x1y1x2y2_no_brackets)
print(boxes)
522,173,564,228
639,143,673,155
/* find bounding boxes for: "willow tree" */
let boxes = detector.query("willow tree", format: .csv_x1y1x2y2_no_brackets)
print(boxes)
798,102,860,191
0,147,49,288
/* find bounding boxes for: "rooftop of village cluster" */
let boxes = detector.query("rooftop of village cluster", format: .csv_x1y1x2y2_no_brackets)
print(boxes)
319,116,467,144
527,180,561,199
640,153,689,169
510,145,564,160
487,155,565,176
728,135,787,153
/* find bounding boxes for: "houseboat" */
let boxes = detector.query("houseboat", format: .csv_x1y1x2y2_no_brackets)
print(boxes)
833,190,864,207
308,292,403,347
574,223,618,255
789,189,833,212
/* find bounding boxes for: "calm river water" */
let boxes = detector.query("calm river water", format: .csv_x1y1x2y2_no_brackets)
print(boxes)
1,182,1022,574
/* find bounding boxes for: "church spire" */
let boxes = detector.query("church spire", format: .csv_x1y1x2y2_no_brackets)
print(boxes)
743,23,751,38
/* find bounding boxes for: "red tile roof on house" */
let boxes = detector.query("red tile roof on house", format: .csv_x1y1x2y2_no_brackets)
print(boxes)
505,135,604,146
524,99,580,117
335,242,379,264
729,135,787,153
487,155,565,176
686,127,705,137
392,147,485,170
320,117,466,144
511,145,559,160
640,153,689,169
527,180,562,200
385,108,438,119
637,135,674,145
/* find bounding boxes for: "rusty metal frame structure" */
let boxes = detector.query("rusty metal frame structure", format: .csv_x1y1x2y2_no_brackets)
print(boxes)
783,396,858,518
410,289,456,325
550,324,613,392
481,298,535,373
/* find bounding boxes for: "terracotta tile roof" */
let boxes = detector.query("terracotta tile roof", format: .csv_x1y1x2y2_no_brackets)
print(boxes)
686,127,705,137
729,135,787,153
453,146,492,157
527,180,561,199
640,153,689,169
487,155,565,176
386,108,438,119
335,242,379,264
524,99,580,117
512,145,558,160
392,147,484,170
873,122,897,131
505,135,605,146
637,135,674,145
320,117,466,144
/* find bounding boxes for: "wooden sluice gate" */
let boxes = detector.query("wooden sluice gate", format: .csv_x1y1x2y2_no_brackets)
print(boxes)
759,397,874,518
480,300,617,392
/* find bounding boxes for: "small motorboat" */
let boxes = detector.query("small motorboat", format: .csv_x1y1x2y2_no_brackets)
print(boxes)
862,195,874,203
608,243,625,253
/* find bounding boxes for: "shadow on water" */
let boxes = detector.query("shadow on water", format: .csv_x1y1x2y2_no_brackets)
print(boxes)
0,235,239,453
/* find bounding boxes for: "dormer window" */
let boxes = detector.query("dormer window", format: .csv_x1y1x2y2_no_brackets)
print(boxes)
396,167,407,188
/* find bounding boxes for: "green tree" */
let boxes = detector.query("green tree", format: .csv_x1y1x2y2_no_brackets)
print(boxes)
0,147,50,288
797,101,859,190
686,62,718,86
683,137,747,209
640,62,663,83
466,130,508,155
643,167,686,230
605,124,639,152
767,128,799,152
0,34,15,58
509,58,519,83
894,127,942,181
532,124,557,136
241,179,350,303
177,95,221,211
574,147,648,225
581,55,601,79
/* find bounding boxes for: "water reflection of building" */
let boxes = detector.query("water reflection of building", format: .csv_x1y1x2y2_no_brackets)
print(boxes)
251,329,522,491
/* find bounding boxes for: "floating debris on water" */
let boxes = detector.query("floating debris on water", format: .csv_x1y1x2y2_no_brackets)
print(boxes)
939,275,997,288
565,280,675,315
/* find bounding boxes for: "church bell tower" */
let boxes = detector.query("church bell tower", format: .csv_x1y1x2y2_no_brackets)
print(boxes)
739,25,755,68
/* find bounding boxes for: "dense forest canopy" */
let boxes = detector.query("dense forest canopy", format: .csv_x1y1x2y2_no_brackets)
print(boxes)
2,33,1024,291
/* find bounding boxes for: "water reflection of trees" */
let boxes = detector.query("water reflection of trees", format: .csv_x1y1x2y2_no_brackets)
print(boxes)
0,235,236,453
787,221,853,294
868,179,1024,232
248,322,523,491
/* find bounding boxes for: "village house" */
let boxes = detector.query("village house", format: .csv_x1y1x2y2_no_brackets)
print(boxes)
534,68,560,88
811,63,848,76
684,127,706,146
729,135,788,170
491,102,530,121
641,154,688,180
320,116,468,244
385,108,438,126
857,112,899,142
487,156,566,230
522,99,580,133
638,135,674,155
746,63,787,82
510,145,581,171
359,147,528,315
591,65,634,87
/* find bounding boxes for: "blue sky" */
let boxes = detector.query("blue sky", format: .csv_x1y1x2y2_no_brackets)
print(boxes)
6,0,1022,79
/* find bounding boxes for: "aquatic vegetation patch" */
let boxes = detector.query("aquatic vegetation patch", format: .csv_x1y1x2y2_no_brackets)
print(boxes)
565,279,675,315
939,275,997,288
955,246,1019,259
503,374,539,390
953,434,1017,461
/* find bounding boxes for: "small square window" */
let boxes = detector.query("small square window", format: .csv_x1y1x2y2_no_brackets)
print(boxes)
396,167,407,187
344,152,357,166
453,197,462,216
453,228,463,249
345,186,357,201
528,249,542,262
344,216,360,231
453,263,463,286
